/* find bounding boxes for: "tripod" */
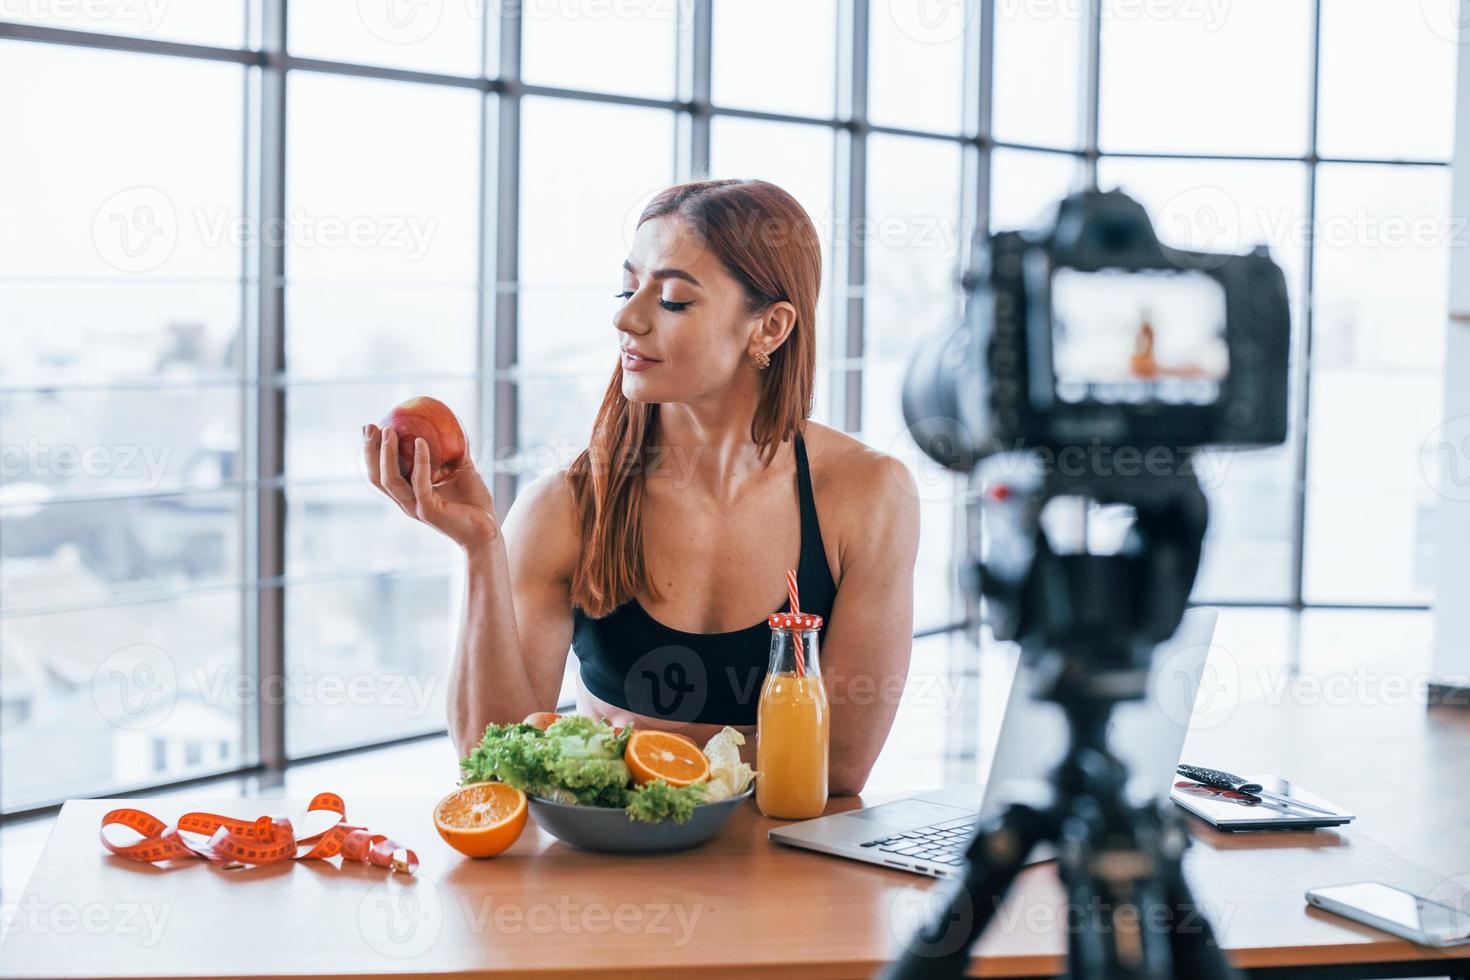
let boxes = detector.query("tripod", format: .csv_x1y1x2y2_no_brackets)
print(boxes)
882,462,1242,980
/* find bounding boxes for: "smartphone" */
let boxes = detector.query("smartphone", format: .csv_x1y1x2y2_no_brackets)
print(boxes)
1307,882,1470,948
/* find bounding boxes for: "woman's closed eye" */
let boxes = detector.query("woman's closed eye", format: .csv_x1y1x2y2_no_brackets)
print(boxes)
614,290,692,313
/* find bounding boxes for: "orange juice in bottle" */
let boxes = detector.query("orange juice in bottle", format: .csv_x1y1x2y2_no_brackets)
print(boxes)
757,612,829,819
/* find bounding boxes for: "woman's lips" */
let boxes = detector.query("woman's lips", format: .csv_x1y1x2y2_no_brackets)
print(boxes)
621,350,661,372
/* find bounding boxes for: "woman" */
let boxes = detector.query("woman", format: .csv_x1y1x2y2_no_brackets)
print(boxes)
363,179,919,795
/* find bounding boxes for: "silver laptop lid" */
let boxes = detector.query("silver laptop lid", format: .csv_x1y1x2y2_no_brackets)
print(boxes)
981,607,1219,810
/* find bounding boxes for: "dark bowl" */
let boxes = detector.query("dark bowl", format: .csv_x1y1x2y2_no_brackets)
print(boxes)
527,787,754,853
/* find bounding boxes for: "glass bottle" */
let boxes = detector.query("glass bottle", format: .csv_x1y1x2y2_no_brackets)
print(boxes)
756,612,830,819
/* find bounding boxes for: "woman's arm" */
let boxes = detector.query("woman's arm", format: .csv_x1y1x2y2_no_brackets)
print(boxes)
820,453,921,795
362,425,578,757
448,470,580,755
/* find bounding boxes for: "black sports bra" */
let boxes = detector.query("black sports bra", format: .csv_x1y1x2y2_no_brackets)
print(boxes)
572,431,838,726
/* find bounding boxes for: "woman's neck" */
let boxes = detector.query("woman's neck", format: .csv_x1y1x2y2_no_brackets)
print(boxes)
652,373,787,501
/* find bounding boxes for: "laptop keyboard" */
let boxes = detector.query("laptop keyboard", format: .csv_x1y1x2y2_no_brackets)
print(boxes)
859,816,974,868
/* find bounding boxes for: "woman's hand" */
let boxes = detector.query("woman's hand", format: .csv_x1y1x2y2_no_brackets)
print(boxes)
363,423,500,551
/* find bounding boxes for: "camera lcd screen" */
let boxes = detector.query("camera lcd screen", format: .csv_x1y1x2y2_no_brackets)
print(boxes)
1050,267,1229,406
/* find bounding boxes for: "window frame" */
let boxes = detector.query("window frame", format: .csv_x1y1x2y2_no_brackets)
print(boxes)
0,0,1448,817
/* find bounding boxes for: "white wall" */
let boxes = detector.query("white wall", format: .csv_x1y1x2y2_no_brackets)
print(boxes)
1433,34,1470,688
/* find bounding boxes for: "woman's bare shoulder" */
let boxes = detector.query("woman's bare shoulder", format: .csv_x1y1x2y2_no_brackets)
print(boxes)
502,466,583,578
800,421,920,570
801,421,918,500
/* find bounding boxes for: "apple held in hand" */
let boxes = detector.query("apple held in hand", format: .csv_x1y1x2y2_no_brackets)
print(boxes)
380,396,468,485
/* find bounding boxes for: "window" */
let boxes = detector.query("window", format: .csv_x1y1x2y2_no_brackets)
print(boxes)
712,0,836,118
992,0,1084,148
1303,164,1450,604
861,134,966,631
288,4,486,76
283,73,480,755
868,0,972,135
1095,156,1309,603
1098,0,1313,156
522,1,676,98
2,3,245,46
1,0,1450,814
0,42,247,811
1317,1,1456,162
708,116,837,373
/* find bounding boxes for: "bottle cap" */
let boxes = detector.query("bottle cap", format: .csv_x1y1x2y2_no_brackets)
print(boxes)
768,612,824,631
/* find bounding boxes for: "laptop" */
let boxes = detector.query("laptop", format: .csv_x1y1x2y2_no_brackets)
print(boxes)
768,608,1220,878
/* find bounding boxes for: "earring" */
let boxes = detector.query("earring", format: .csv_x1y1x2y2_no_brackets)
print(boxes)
753,349,771,370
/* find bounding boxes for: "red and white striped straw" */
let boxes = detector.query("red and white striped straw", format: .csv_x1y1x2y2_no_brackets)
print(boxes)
786,568,806,676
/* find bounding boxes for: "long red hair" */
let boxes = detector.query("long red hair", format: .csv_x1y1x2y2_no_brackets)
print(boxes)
566,179,822,618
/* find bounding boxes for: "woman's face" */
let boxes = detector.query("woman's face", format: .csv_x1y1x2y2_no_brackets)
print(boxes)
615,215,785,404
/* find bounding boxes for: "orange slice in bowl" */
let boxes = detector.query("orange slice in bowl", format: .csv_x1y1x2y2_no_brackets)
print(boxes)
433,783,528,858
624,730,711,787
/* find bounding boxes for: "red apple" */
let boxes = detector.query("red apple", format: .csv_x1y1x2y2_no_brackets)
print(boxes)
379,396,467,485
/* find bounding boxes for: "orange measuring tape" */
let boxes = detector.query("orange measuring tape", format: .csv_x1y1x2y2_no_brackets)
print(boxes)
99,791,418,874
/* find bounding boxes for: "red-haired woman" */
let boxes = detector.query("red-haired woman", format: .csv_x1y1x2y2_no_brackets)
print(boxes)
363,179,919,795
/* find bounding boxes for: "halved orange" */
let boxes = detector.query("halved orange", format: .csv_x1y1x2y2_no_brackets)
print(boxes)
624,730,710,787
433,783,527,859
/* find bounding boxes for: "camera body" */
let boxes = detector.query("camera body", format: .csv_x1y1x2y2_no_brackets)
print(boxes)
903,188,1291,475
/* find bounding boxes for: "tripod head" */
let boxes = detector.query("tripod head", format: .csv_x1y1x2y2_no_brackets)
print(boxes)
974,451,1208,712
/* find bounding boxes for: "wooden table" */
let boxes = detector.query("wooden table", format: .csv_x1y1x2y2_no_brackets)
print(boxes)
2,793,1468,979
